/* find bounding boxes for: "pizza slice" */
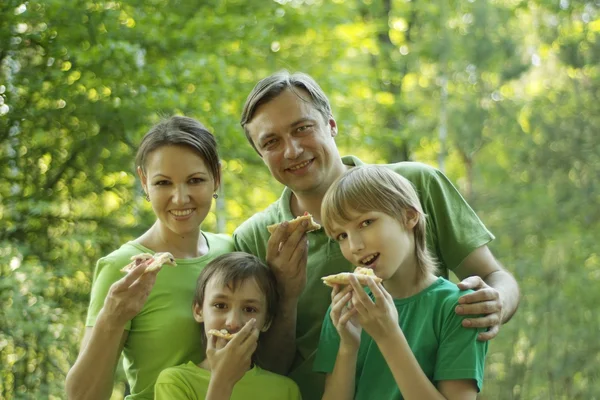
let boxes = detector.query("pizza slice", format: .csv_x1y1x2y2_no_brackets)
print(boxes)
267,211,321,234
321,267,383,287
208,328,235,341
120,252,177,273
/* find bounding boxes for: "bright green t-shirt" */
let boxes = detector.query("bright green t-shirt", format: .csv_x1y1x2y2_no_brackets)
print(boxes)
154,361,302,400
232,156,494,400
85,232,234,400
313,278,488,399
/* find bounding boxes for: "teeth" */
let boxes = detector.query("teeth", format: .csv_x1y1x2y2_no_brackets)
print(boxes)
361,253,378,265
171,209,193,217
289,160,311,171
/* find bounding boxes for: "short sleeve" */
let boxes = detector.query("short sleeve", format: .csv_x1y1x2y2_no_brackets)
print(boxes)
433,295,488,391
312,307,341,374
418,165,494,271
85,256,132,330
233,223,268,262
154,368,194,400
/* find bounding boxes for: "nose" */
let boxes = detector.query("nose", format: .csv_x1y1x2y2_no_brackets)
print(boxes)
283,137,303,159
225,309,244,333
348,234,364,254
172,184,190,206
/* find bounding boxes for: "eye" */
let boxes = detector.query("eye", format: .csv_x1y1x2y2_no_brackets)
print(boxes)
213,303,227,310
189,177,206,184
153,180,170,186
335,232,348,241
360,219,374,228
244,306,258,313
261,138,278,149
296,124,313,133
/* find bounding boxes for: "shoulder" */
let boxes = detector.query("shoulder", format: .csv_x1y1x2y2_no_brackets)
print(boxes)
254,367,301,393
203,231,235,252
156,362,204,384
378,161,443,187
94,242,145,274
428,278,470,307
234,201,284,236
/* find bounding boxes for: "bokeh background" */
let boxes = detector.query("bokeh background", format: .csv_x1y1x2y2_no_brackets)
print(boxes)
1,0,599,398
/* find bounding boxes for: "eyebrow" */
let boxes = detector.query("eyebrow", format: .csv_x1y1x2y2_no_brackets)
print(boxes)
151,171,209,179
209,294,263,304
258,117,317,144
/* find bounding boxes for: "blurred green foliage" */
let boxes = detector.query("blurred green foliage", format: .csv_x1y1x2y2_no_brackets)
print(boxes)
1,0,599,398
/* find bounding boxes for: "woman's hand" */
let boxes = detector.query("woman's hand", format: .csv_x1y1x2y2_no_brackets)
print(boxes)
348,275,399,343
206,319,259,393
330,284,362,352
101,259,161,328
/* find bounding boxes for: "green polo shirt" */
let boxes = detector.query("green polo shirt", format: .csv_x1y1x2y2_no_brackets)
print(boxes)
233,155,494,400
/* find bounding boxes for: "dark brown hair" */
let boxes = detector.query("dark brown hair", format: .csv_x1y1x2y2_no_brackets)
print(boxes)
135,116,220,185
240,70,332,154
194,252,279,328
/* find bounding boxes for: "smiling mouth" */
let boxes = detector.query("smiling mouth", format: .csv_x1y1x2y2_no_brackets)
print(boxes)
360,253,380,266
170,209,194,217
287,159,313,171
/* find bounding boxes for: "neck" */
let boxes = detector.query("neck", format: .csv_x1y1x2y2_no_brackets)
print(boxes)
383,257,438,299
137,221,207,259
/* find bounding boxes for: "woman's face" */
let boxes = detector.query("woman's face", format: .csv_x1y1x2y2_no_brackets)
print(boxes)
139,144,217,237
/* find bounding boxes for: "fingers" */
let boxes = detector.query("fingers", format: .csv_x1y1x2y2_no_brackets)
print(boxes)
461,312,501,331
267,222,289,257
330,292,352,325
117,260,151,289
456,299,502,317
348,275,373,308
477,325,499,342
457,276,485,291
338,306,358,327
458,287,499,306
366,278,388,304
232,318,257,345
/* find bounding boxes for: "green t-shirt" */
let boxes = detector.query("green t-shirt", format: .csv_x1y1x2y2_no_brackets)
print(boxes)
85,233,234,400
154,361,302,400
232,156,494,400
314,278,488,399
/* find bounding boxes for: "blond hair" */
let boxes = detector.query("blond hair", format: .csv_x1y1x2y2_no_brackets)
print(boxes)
321,165,438,281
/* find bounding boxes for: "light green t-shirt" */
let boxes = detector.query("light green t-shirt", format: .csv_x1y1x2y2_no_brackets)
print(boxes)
232,156,494,400
85,232,234,400
154,361,302,400
314,278,488,399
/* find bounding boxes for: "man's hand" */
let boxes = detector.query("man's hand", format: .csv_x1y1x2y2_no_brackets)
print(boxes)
266,220,309,299
456,276,503,341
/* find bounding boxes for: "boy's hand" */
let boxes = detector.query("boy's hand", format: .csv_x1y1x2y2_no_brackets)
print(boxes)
206,319,259,389
330,284,362,351
266,221,309,299
348,275,399,343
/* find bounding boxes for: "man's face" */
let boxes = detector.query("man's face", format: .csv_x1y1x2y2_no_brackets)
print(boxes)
245,89,342,196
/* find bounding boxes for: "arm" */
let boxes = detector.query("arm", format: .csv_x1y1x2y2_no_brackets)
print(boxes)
454,245,520,340
322,287,360,400
378,327,477,400
66,261,161,400
254,221,309,374
65,320,128,400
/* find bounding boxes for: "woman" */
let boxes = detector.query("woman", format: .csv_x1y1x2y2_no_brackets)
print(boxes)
65,116,234,400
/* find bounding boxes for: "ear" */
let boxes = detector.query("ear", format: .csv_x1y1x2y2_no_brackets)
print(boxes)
328,118,338,138
192,302,204,323
405,208,420,230
261,319,272,333
137,166,148,195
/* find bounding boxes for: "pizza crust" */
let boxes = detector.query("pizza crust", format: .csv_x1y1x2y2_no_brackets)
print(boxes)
321,267,382,287
120,252,177,273
208,329,235,340
267,213,321,234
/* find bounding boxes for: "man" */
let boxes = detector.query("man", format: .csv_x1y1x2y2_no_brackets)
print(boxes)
233,71,520,400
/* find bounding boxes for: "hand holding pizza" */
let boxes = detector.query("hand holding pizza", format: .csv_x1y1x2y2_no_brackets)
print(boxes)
206,319,259,390
330,284,362,352
348,275,399,344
